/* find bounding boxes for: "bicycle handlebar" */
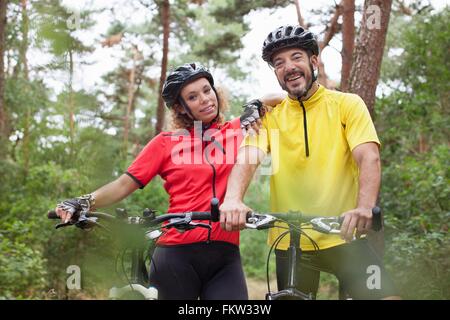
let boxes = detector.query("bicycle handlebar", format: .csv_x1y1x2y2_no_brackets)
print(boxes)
48,206,382,235
245,206,383,233
48,209,213,232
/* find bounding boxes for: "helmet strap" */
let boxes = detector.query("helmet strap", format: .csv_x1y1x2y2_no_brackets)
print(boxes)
179,97,196,121
211,86,220,123
298,62,317,100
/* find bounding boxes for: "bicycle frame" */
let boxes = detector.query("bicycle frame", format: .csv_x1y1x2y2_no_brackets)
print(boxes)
246,207,382,300
108,244,157,300
266,224,313,300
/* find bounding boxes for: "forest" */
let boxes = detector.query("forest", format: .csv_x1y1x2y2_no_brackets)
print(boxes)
0,0,448,300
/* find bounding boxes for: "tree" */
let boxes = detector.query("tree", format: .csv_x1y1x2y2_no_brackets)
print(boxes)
348,0,393,115
340,0,355,91
155,0,170,134
0,0,7,147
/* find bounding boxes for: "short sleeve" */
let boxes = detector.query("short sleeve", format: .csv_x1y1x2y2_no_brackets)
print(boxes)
240,117,270,154
341,94,381,151
126,134,166,188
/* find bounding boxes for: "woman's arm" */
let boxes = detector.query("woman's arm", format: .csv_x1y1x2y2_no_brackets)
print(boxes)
56,174,140,223
92,174,140,208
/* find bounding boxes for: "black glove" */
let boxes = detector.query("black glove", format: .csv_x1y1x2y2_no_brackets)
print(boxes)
57,194,95,219
240,99,264,130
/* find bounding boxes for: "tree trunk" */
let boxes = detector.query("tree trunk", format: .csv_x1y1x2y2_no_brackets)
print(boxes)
19,0,29,79
68,49,75,157
340,0,355,92
348,0,393,256
20,0,30,172
0,0,7,145
348,0,393,116
124,45,139,154
155,0,170,134
294,0,305,27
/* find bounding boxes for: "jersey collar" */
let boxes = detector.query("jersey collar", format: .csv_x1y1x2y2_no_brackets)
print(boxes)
287,85,325,110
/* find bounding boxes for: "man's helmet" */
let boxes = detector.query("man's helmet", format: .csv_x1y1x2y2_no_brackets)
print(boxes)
162,63,214,108
262,25,319,64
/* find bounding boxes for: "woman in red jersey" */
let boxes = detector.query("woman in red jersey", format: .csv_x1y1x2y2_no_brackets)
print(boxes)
54,62,282,299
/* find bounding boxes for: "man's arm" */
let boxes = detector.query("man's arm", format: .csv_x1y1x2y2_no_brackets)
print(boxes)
260,92,286,106
220,146,266,231
56,174,140,223
340,142,381,242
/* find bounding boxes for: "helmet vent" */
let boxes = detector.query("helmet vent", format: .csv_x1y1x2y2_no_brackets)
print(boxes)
294,27,304,35
285,26,293,36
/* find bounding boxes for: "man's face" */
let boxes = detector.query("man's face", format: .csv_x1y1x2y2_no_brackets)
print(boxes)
271,48,318,98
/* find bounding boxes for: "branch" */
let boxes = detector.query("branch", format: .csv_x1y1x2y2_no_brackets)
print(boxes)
395,0,413,15
319,0,344,51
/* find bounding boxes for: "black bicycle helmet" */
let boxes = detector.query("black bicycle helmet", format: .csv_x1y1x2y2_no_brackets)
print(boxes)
162,62,215,108
262,25,319,64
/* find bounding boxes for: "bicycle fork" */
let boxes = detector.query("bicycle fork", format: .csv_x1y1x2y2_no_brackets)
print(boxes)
266,227,313,300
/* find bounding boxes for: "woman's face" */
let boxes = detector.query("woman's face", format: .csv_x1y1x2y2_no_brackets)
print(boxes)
178,77,218,123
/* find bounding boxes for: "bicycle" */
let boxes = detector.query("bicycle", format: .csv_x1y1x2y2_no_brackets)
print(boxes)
47,198,221,300
244,207,383,300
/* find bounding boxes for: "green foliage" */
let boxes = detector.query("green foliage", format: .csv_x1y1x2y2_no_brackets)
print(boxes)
377,8,450,299
210,0,291,24
381,146,449,299
240,175,273,279
0,220,48,299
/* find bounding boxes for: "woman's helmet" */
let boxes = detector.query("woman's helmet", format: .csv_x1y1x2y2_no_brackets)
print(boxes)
162,63,214,108
262,25,319,64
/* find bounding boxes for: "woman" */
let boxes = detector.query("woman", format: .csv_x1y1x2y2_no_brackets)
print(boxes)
55,62,283,300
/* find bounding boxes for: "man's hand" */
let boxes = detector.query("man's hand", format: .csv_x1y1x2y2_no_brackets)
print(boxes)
339,207,373,242
219,198,252,232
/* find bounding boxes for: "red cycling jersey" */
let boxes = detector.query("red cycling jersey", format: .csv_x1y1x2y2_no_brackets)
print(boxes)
126,118,242,246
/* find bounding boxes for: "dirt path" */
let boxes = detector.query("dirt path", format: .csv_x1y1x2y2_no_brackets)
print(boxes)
246,278,277,300
246,277,339,300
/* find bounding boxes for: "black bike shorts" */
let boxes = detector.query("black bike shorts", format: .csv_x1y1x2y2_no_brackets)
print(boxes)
149,241,248,300
275,238,399,299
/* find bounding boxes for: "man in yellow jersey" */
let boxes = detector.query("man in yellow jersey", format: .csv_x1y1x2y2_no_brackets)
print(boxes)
220,25,400,299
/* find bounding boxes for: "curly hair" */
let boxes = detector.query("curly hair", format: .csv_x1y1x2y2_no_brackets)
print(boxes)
169,86,230,130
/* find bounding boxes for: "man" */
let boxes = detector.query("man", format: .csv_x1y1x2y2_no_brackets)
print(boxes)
220,25,400,299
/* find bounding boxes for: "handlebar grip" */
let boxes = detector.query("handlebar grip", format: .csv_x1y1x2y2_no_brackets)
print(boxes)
48,210,59,219
211,198,220,222
371,206,382,231
190,212,213,220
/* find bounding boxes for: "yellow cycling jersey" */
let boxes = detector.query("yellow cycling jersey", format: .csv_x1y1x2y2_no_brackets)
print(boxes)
244,85,380,250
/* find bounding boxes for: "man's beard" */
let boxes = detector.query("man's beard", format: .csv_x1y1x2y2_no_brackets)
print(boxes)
278,63,314,99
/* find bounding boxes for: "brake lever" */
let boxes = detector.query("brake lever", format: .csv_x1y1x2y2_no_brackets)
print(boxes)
310,217,341,234
75,215,99,230
55,221,73,229
188,222,211,230
245,213,277,230
164,219,212,232
55,211,98,230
